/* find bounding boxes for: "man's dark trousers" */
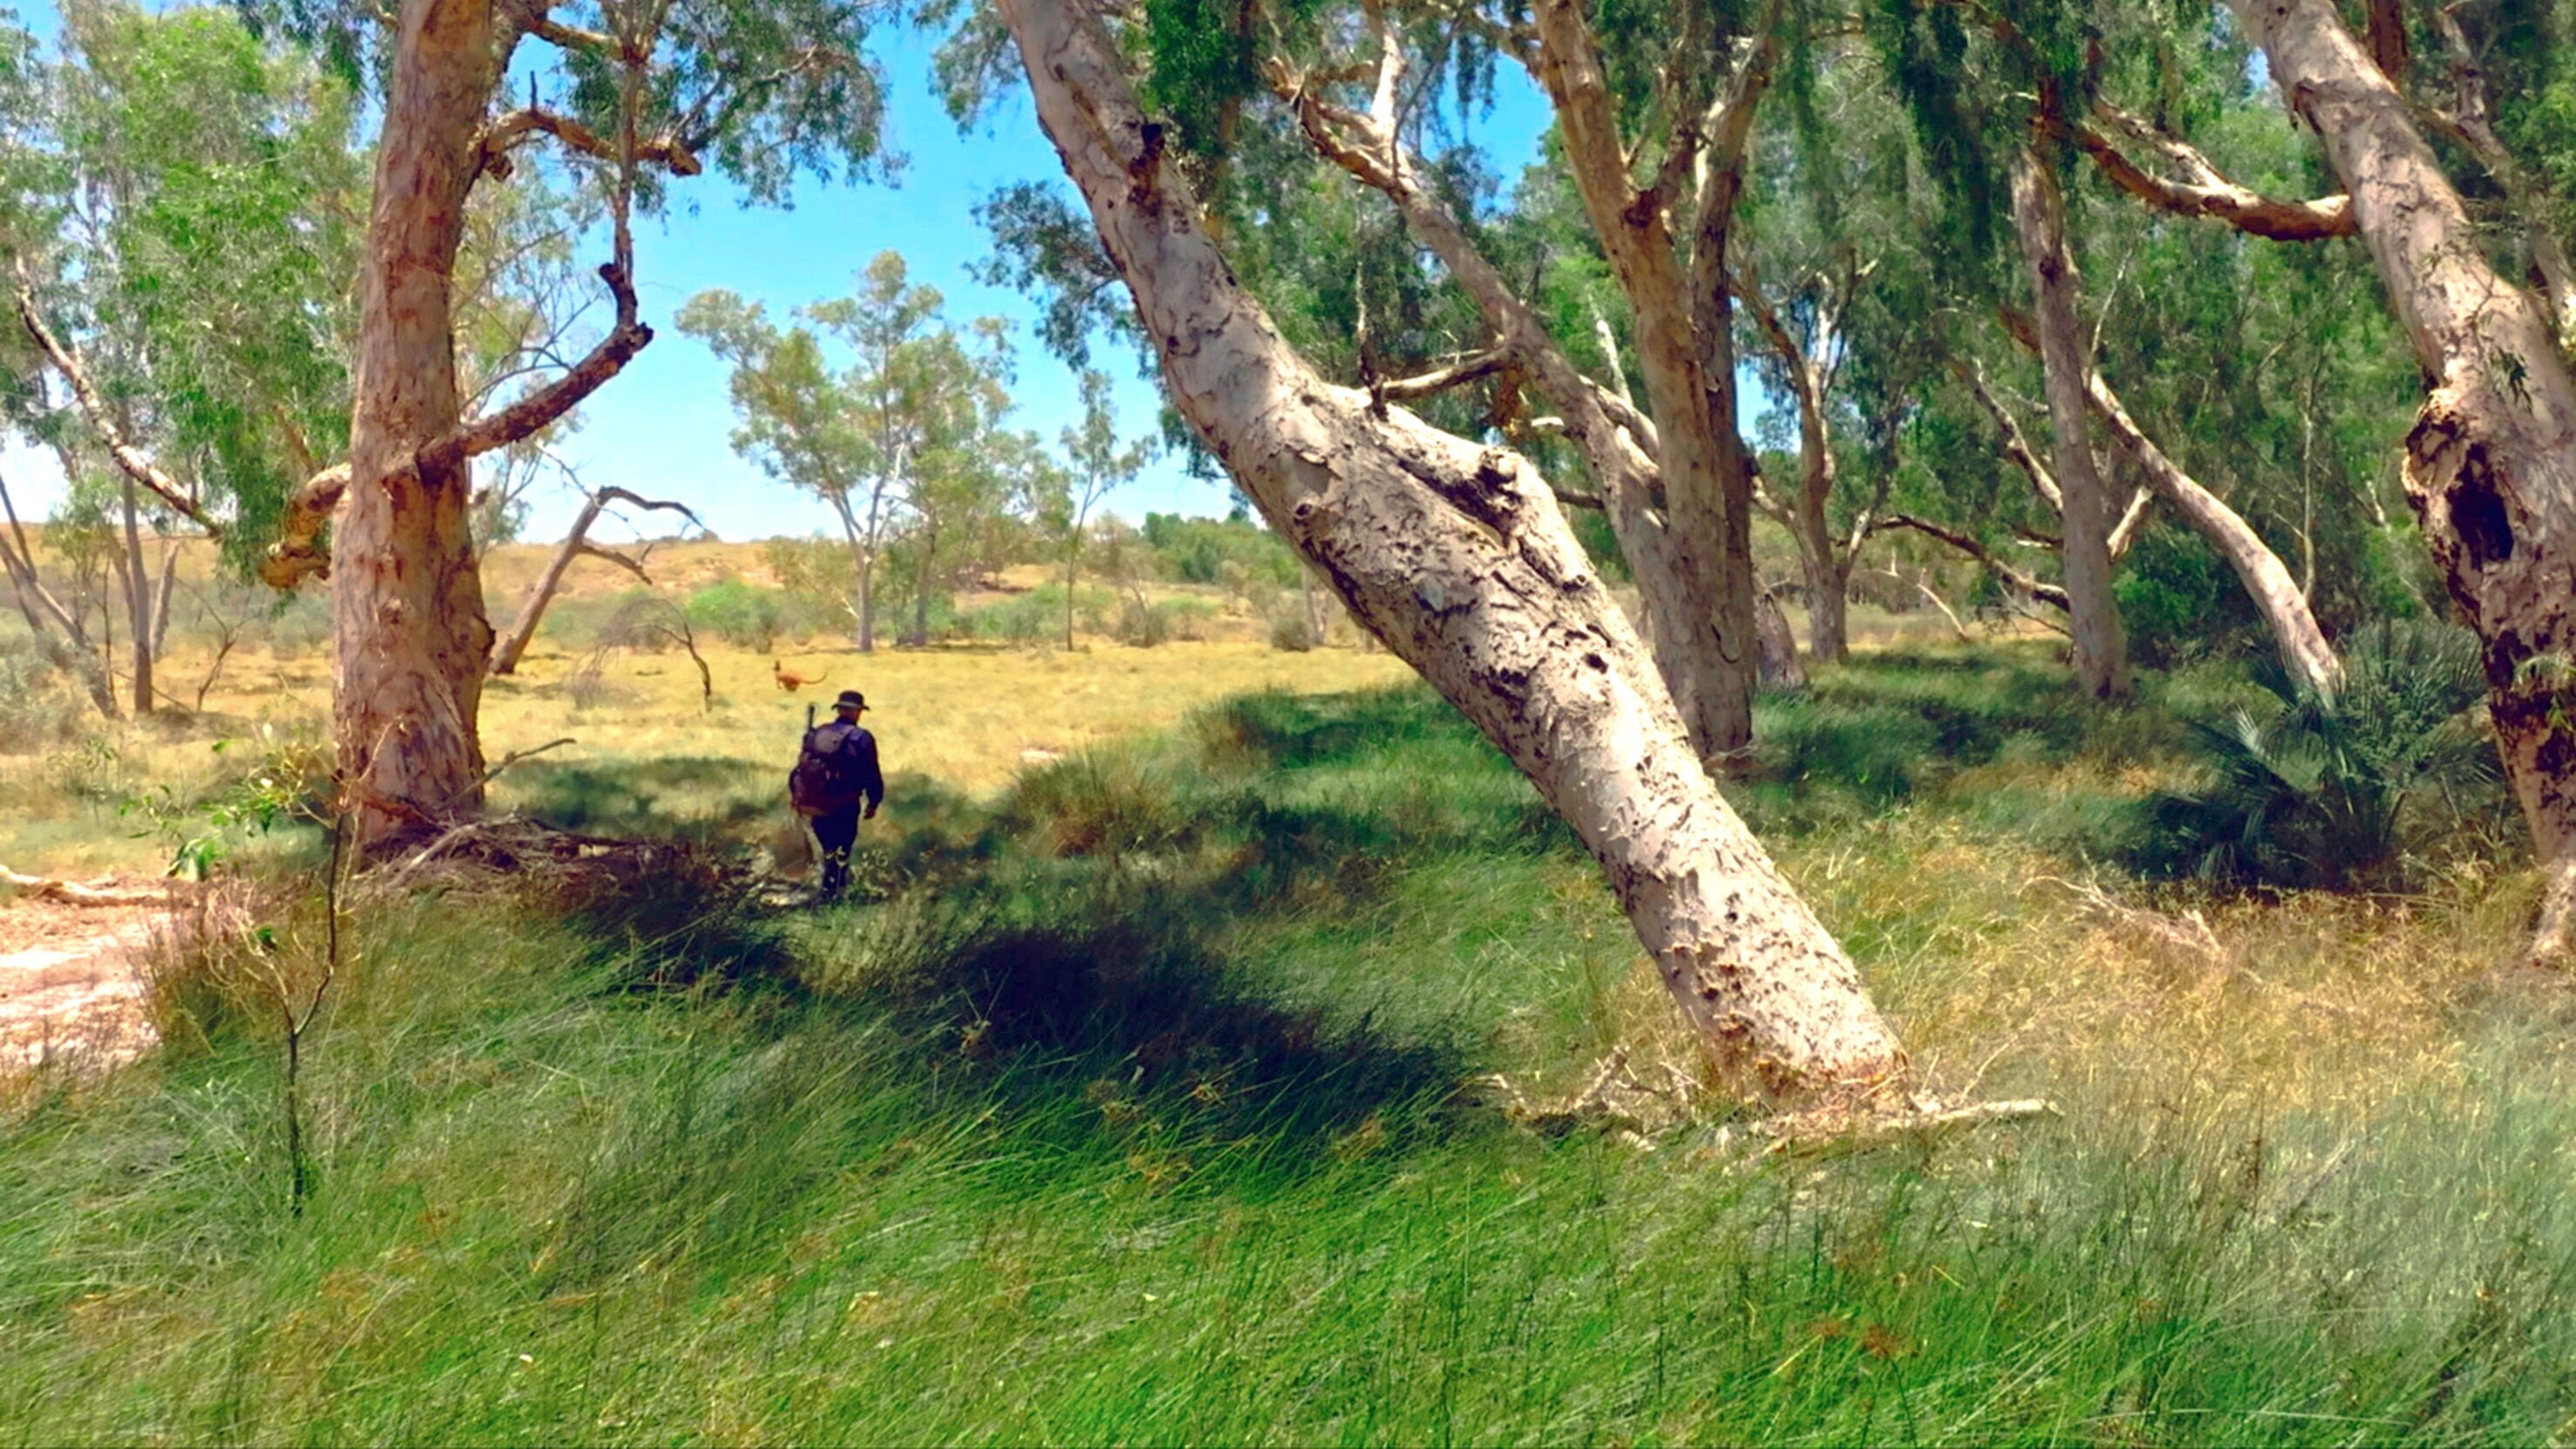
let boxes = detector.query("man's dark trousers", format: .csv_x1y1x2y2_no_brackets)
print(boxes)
813,806,860,899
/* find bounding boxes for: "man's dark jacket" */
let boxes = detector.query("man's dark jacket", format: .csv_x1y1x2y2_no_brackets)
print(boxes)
808,721,885,815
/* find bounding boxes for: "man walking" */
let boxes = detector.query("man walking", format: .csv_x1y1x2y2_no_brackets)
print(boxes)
789,689,885,900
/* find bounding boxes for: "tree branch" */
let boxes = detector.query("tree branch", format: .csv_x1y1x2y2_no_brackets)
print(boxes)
477,106,700,180
2420,8,2576,343
1951,352,2062,513
1874,513,2067,610
2067,105,2354,242
1380,348,1510,401
12,263,220,532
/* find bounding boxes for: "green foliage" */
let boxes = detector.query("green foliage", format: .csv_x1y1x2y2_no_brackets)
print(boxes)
683,253,1046,644
2115,526,2246,666
120,730,331,878
4,2,362,571
2132,621,2507,891
961,582,1116,645
684,578,810,652
1138,510,1297,586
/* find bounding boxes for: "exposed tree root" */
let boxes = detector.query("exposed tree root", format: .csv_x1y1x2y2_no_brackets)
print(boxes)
1474,1046,2058,1157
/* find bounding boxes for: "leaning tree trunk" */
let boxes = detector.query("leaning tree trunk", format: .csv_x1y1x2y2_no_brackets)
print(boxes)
2238,0,2576,960
1995,305,2341,695
489,502,601,678
998,0,1903,1096
333,0,509,851
118,477,153,716
2012,148,2131,700
2083,359,2340,696
489,486,694,675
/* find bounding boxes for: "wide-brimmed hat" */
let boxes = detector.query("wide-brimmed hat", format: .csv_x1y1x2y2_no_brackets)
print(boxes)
832,689,867,712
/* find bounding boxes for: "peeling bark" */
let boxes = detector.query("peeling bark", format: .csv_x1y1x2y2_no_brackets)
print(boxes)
2236,0,2576,961
2012,147,2129,699
333,0,514,849
999,0,1903,1094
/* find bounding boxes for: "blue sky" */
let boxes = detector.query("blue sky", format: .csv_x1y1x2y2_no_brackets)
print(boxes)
5,7,1557,545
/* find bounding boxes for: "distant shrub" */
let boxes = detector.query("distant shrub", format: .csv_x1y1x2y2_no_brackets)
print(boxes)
0,638,87,752
687,579,788,651
1139,511,1297,586
1268,612,1318,653
2129,619,2504,891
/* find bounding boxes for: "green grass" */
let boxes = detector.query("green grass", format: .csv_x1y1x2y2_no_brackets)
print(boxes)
4,649,2573,1443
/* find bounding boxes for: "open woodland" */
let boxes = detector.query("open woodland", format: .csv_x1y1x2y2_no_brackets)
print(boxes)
8,0,2576,1440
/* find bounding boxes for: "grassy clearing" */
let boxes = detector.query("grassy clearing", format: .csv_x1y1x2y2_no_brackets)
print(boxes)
4,644,2573,1443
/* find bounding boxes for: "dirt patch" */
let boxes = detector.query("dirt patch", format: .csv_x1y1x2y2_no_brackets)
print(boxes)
0,887,168,1073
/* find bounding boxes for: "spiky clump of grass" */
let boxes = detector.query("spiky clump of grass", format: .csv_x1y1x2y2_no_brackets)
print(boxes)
2132,620,2505,891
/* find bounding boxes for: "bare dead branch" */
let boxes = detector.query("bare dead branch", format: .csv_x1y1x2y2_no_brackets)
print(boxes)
1873,513,2069,610
1379,348,1510,401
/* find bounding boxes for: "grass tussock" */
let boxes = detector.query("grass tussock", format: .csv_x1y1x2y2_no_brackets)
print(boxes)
3,642,2574,1442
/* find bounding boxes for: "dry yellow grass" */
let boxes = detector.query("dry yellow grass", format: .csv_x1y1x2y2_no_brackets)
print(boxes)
482,637,1413,795
0,634,1412,875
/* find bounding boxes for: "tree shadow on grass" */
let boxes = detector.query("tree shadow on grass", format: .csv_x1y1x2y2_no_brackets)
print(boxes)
506,755,776,845
534,878,1479,1297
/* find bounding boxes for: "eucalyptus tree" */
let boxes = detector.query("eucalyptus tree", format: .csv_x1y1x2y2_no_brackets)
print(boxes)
1727,42,1934,664
2102,0,2576,961
1863,0,2350,699
240,0,892,851
681,254,1015,651
885,318,1026,646
1049,368,1153,648
1,2,363,715
981,0,1903,1096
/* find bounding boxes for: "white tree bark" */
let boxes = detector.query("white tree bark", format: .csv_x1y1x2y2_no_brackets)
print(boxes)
2081,360,2340,696
997,0,1903,1094
2236,0,2576,961
1993,309,2341,696
1279,53,1740,753
2012,149,2130,699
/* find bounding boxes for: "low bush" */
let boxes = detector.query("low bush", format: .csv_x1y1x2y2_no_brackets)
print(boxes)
1268,612,1319,653
0,638,88,752
685,579,817,652
1114,596,1220,647
2129,619,2507,890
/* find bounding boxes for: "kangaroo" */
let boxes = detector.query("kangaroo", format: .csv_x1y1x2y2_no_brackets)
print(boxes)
773,659,829,694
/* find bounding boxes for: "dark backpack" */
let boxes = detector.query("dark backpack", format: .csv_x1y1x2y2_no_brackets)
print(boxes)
789,724,861,817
